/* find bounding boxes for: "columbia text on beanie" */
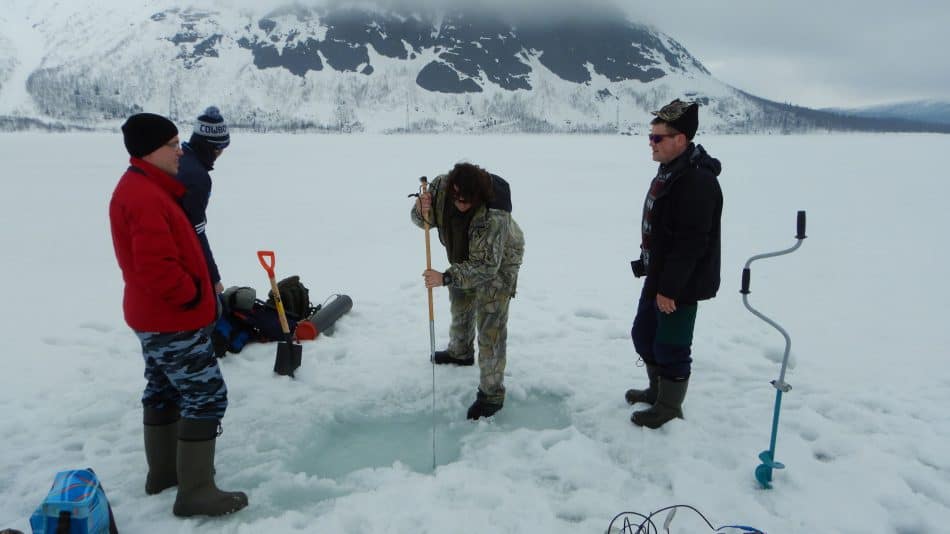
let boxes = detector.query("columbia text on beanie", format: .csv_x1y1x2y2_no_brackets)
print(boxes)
121,113,179,158
192,106,230,149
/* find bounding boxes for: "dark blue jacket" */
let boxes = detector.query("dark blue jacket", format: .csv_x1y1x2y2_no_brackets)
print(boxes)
175,142,220,285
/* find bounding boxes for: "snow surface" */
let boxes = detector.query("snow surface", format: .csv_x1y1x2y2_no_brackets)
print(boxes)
0,133,949,533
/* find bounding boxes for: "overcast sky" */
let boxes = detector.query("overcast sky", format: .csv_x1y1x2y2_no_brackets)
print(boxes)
624,1,950,109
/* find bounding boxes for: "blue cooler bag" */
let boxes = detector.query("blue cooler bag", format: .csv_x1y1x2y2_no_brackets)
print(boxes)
29,468,117,534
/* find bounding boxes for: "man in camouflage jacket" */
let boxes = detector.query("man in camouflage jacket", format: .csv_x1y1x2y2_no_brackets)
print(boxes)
411,162,525,420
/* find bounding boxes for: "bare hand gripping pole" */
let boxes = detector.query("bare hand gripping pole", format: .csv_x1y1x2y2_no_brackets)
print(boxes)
742,211,807,489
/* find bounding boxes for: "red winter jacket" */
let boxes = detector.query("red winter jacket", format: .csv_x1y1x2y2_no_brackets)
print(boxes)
110,158,216,332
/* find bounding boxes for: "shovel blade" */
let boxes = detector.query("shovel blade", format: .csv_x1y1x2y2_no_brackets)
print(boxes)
274,341,302,377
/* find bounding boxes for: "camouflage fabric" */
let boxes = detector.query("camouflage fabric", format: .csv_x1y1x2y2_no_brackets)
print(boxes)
447,287,511,404
651,99,697,122
135,327,228,420
411,174,524,404
410,175,525,296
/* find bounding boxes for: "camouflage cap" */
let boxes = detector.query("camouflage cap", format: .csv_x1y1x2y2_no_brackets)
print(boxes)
651,99,699,140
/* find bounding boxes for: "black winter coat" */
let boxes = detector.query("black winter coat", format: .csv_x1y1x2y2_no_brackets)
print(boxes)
640,143,722,304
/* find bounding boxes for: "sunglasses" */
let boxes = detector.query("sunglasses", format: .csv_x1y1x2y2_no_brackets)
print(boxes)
648,133,677,144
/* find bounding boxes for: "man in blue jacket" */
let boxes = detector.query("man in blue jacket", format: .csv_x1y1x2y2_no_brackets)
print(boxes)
176,106,231,294
626,99,723,429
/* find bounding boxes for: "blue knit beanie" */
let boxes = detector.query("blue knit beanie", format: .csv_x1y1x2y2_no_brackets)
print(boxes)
192,106,230,148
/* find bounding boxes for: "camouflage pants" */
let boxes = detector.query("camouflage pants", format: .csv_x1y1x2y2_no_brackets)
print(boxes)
447,287,511,404
135,326,228,421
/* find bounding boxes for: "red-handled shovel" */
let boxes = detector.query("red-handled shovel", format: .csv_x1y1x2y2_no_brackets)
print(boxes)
257,250,302,377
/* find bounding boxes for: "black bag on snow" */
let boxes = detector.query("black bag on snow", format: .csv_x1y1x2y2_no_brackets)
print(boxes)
266,275,311,319
212,277,318,357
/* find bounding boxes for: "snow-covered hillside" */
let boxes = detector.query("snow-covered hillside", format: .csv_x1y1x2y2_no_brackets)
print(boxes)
0,0,877,133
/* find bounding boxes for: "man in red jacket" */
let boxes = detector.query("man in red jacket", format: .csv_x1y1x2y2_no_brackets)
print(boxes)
110,113,247,517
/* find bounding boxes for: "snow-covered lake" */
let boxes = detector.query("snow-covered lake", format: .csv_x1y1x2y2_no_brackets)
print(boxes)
1,132,948,533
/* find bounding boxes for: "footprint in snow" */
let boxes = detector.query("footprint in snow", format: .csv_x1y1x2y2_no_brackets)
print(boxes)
574,308,609,320
79,321,113,333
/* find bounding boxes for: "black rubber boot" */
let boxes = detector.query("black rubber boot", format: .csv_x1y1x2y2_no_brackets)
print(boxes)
625,364,659,405
173,419,248,517
144,406,179,495
433,350,474,366
631,377,688,429
466,389,503,420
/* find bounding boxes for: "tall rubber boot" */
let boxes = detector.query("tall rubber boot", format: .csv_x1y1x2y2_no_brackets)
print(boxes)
631,377,688,429
173,419,248,517
143,406,179,495
625,364,659,405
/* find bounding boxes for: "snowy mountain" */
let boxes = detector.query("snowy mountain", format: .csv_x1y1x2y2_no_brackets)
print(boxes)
1,0,947,133
825,99,950,126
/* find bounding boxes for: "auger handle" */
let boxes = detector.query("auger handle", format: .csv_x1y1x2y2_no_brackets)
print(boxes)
740,210,807,295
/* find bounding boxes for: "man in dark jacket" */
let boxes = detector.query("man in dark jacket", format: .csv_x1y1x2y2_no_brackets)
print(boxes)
110,113,247,517
176,106,230,294
625,99,723,429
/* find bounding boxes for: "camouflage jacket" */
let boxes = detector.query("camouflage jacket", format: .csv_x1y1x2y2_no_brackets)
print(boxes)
411,174,524,296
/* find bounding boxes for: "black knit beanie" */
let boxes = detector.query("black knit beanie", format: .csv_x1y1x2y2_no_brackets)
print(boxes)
651,99,699,140
121,113,178,158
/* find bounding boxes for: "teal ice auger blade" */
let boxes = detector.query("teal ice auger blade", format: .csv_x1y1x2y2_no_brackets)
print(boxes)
741,211,806,489
754,385,789,489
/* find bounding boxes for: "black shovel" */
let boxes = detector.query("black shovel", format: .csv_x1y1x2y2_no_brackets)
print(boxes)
257,250,302,377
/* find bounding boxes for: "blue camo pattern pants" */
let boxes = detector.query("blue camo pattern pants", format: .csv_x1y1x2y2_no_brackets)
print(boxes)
135,326,228,421
631,287,697,379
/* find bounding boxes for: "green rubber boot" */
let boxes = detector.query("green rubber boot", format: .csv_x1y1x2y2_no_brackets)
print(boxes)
143,406,179,495
172,419,248,517
625,364,659,405
631,377,688,429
